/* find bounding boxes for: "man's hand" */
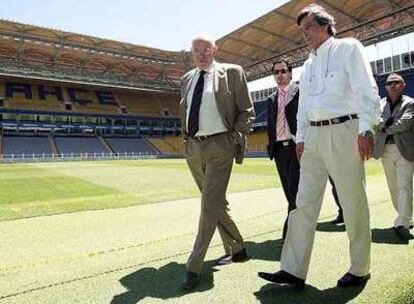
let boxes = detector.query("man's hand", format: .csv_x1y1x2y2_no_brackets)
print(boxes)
296,142,304,161
357,134,373,161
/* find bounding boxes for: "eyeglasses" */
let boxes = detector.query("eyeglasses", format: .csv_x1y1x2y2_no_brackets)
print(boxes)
386,81,402,86
273,69,288,75
192,47,213,54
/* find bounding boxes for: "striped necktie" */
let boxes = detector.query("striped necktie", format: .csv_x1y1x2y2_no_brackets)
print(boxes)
187,70,206,137
276,88,288,141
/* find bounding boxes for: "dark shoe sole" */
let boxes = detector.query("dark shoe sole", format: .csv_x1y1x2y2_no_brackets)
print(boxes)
258,272,305,290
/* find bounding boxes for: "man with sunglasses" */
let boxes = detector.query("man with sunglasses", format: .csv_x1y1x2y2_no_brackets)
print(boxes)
373,73,414,240
258,4,380,290
266,60,344,240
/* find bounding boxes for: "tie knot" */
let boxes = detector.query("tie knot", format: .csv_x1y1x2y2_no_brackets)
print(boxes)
199,70,206,76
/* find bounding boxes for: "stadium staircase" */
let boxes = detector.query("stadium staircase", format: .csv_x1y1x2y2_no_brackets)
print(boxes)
98,136,115,154
48,135,59,155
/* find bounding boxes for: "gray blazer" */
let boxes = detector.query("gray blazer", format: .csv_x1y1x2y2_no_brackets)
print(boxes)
374,95,414,161
179,62,255,164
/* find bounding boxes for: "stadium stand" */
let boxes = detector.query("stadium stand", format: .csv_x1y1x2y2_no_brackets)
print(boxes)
3,135,51,157
246,131,267,153
148,137,180,154
116,91,166,117
105,137,159,154
54,136,108,155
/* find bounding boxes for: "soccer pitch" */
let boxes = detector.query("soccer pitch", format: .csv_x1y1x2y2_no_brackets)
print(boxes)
0,158,413,303
0,158,281,221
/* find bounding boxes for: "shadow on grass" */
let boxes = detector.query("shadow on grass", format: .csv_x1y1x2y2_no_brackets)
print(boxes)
371,228,412,245
111,261,216,303
245,239,284,262
254,282,367,304
316,221,346,232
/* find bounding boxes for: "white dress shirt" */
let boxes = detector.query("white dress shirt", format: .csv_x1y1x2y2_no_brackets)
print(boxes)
186,61,228,136
296,36,380,143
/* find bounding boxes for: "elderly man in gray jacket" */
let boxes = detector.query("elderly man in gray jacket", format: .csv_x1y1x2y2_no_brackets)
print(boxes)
374,73,414,240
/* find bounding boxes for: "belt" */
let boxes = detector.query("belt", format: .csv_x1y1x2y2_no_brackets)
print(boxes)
310,114,358,127
274,139,294,147
192,131,228,142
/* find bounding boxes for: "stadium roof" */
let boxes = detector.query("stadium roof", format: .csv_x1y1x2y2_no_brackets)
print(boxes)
216,0,414,80
0,0,413,91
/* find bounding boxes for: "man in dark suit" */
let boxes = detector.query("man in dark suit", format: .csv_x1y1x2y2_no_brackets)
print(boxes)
266,60,343,239
266,60,300,239
374,73,414,240
179,33,255,290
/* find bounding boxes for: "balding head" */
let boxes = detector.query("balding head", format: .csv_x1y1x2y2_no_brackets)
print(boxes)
191,33,217,70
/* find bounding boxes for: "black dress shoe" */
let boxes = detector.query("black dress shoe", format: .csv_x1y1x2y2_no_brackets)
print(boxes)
215,248,248,266
331,214,344,226
337,272,370,287
393,226,412,240
258,270,305,290
182,271,199,290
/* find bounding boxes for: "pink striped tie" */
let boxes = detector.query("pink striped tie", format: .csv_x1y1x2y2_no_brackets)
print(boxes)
276,89,287,140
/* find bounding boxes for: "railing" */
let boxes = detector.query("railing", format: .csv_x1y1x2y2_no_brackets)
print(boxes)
0,151,183,162
1,145,268,162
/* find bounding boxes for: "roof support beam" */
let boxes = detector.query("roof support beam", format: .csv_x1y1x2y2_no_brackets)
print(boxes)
318,0,361,23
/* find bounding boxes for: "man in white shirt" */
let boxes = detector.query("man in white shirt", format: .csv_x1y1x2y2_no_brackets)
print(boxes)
180,34,255,290
258,4,380,289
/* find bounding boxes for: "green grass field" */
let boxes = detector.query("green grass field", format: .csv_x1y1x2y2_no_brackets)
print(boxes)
0,158,382,221
0,158,413,304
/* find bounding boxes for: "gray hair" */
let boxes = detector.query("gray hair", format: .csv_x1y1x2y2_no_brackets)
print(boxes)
297,4,336,36
191,33,216,47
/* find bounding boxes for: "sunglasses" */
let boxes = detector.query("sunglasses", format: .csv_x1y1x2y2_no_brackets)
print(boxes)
273,69,288,75
386,81,402,86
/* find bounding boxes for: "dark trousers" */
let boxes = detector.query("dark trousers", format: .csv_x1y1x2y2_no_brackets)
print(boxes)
273,140,300,239
328,176,343,216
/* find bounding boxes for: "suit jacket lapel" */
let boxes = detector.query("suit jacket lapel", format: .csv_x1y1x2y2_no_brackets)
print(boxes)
180,70,197,134
285,84,298,106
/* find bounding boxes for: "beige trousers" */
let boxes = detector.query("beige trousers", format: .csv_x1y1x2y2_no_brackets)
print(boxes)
185,133,244,274
281,119,371,279
381,144,414,228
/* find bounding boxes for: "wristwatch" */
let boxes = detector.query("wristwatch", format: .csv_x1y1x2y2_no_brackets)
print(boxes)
360,130,373,138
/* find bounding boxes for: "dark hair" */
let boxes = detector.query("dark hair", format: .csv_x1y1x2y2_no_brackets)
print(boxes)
271,59,292,73
297,4,336,36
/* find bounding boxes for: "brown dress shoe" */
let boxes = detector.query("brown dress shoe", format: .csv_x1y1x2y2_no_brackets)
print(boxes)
258,270,305,290
182,271,199,290
337,272,370,287
215,248,248,266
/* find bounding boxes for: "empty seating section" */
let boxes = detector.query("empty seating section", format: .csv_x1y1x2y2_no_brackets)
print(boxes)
54,136,108,154
69,89,120,115
1,80,181,118
3,81,64,112
155,93,180,117
247,131,267,152
163,136,184,153
105,137,159,154
148,138,178,154
3,135,51,156
116,91,162,117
